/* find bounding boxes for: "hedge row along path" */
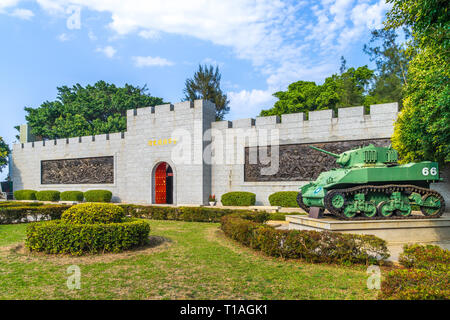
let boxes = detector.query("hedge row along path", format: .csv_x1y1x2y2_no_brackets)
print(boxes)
0,219,377,299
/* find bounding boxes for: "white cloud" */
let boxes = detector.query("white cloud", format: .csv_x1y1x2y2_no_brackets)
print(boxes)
138,29,160,40
227,89,276,120
58,33,69,41
0,0,20,11
10,8,34,19
88,30,97,41
4,1,391,116
96,45,116,58
132,56,174,67
201,58,224,68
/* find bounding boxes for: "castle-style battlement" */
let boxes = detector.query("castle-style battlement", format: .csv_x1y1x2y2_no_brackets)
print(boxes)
14,101,398,151
11,98,401,206
211,102,399,129
14,99,216,151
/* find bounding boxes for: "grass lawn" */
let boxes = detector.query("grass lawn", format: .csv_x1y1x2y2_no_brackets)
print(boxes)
0,220,377,300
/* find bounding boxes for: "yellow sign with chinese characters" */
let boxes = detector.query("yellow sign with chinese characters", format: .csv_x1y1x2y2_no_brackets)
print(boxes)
148,138,177,146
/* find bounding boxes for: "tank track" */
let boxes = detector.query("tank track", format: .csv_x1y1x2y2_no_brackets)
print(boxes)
324,184,446,220
296,192,310,213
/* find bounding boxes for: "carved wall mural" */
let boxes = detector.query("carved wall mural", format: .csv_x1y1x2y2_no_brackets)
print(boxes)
244,139,391,182
41,156,114,184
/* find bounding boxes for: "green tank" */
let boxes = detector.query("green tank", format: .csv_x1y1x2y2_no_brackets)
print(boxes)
297,144,446,220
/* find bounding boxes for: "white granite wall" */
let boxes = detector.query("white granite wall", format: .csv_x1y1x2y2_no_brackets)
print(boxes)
210,103,400,205
11,100,216,205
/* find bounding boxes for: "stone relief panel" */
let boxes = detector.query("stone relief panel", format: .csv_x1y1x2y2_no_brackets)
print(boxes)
41,156,114,184
244,139,391,182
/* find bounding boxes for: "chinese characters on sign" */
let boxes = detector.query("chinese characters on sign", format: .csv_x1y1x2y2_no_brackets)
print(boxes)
148,138,177,147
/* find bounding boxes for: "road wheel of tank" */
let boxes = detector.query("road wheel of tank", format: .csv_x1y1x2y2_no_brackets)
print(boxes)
396,200,412,217
330,192,346,210
377,201,394,218
343,204,357,218
296,192,310,213
362,201,377,218
420,194,442,216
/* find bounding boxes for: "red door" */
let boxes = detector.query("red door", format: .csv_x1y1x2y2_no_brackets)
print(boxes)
155,163,167,204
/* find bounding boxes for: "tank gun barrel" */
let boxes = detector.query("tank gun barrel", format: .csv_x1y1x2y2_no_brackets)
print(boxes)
309,146,340,158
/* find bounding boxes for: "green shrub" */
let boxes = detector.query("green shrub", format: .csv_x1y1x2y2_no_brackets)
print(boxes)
0,205,71,224
14,190,37,200
119,204,269,223
62,203,124,224
378,244,450,300
379,269,449,300
26,219,150,255
221,192,256,206
268,191,299,207
220,216,389,265
36,190,60,202
0,201,43,207
399,244,450,272
84,190,112,202
60,191,84,202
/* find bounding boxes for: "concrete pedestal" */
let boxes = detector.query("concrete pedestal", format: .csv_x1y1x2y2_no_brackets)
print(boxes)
286,215,450,244
286,214,450,261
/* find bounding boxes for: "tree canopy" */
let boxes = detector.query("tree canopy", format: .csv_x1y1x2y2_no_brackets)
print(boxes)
363,28,412,105
183,64,230,120
0,137,10,173
387,0,449,164
23,81,164,139
259,64,374,117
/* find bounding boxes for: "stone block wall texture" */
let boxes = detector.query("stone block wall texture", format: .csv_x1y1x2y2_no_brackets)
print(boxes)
13,101,446,207
12,100,215,204
211,103,401,205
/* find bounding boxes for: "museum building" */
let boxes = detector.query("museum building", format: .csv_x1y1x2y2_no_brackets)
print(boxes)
11,100,400,205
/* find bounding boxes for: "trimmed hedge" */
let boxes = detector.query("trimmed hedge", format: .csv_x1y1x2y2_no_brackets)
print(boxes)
0,205,71,224
14,189,37,200
220,216,389,265
60,191,84,202
36,190,60,202
119,204,269,223
84,190,112,202
268,191,299,207
62,203,125,224
379,244,450,300
221,192,256,206
0,201,43,207
26,218,150,255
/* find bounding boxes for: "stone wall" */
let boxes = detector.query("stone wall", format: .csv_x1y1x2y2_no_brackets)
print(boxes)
211,103,400,205
12,100,216,204
244,139,391,182
41,156,114,184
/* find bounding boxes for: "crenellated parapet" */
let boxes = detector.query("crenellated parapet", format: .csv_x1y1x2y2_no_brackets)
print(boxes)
13,99,216,151
211,102,399,145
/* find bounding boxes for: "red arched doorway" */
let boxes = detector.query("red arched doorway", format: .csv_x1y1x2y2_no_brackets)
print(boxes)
154,162,173,204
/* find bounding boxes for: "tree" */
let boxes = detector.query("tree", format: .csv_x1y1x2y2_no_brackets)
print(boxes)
0,137,10,173
385,0,449,50
260,63,374,117
386,0,449,163
23,81,164,139
183,65,230,120
363,28,412,105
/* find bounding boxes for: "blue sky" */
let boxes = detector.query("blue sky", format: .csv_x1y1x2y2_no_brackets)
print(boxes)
0,0,391,178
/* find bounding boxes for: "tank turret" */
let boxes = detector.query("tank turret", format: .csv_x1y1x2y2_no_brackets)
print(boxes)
310,144,398,168
297,144,445,220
